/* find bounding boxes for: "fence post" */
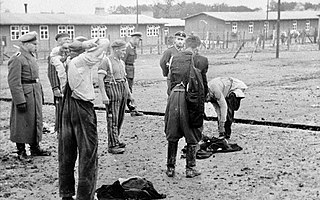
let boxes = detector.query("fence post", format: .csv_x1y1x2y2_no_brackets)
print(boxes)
222,33,225,49
262,29,265,49
243,31,245,43
140,39,143,55
226,32,229,49
287,29,290,50
0,44,3,65
158,34,160,55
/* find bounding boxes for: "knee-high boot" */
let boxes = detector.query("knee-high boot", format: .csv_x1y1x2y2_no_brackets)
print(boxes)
186,144,201,178
166,141,178,177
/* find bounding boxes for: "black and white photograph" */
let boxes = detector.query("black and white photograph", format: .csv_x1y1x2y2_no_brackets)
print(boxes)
0,0,320,199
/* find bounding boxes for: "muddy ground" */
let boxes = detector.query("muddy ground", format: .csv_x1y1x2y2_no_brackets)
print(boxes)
0,45,320,200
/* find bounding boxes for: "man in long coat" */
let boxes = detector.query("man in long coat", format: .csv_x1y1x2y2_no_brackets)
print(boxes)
7,31,50,161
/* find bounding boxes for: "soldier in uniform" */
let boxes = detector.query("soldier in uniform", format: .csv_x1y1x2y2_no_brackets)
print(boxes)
160,31,186,77
7,31,51,161
122,32,144,116
165,35,207,178
159,31,186,95
98,40,135,154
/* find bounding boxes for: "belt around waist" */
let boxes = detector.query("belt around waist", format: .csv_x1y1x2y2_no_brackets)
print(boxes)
21,78,39,84
126,64,134,66
104,79,126,84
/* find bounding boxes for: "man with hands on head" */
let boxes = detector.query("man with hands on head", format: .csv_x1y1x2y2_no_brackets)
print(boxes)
58,38,110,200
98,40,135,154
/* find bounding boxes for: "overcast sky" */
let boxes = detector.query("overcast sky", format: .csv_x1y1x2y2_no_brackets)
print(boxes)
1,0,319,14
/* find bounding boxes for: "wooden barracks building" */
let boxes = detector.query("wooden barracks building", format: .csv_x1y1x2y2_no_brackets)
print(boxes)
184,11,319,41
0,12,166,57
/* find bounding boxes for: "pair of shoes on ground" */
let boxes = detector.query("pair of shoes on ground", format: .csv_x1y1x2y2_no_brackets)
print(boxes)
108,145,125,154
166,167,201,178
17,151,32,162
130,110,144,116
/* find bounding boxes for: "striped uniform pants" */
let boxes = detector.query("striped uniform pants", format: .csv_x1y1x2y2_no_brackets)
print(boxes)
104,81,128,148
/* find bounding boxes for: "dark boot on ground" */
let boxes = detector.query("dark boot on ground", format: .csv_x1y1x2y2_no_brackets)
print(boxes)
130,109,144,117
108,145,125,154
30,143,51,156
16,143,31,161
166,141,178,177
186,144,201,178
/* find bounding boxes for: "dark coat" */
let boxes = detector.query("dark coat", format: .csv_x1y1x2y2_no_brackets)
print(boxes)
193,53,209,96
8,48,43,144
159,45,180,77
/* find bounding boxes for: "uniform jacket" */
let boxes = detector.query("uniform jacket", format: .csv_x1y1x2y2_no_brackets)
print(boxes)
8,48,43,143
168,50,208,93
122,42,137,79
193,53,209,96
159,45,180,77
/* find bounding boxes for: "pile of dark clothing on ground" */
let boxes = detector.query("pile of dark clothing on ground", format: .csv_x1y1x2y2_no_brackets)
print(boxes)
96,176,166,200
181,136,243,159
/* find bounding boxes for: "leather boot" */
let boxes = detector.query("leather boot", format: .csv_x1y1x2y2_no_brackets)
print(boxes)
30,143,51,156
186,144,201,178
166,141,178,177
16,143,30,161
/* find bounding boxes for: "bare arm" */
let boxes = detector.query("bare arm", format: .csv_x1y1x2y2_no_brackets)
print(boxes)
98,73,109,105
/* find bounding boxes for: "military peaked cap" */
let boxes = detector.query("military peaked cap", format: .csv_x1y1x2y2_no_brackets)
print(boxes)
131,32,143,38
174,31,186,38
18,31,38,43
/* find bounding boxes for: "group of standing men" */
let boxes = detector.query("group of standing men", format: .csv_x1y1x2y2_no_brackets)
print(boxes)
7,29,248,199
160,31,248,178
7,31,144,200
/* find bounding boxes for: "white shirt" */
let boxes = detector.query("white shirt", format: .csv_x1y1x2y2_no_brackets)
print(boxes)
68,52,103,101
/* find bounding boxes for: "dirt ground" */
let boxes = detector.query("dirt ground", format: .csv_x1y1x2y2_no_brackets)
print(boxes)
0,45,320,200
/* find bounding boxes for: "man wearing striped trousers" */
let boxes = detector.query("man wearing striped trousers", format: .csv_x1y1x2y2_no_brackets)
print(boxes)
98,40,134,154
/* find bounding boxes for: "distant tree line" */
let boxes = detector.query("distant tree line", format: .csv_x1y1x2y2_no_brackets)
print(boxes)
107,0,320,18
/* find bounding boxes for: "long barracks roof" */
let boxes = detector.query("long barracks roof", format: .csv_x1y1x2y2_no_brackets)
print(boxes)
184,11,320,21
157,18,185,27
0,12,165,25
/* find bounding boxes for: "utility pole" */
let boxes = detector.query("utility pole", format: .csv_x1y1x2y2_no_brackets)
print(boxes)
136,0,139,31
276,0,281,58
276,0,280,58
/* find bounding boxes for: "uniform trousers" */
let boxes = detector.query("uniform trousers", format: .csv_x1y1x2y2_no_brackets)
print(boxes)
105,81,127,148
58,84,98,200
164,84,202,144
